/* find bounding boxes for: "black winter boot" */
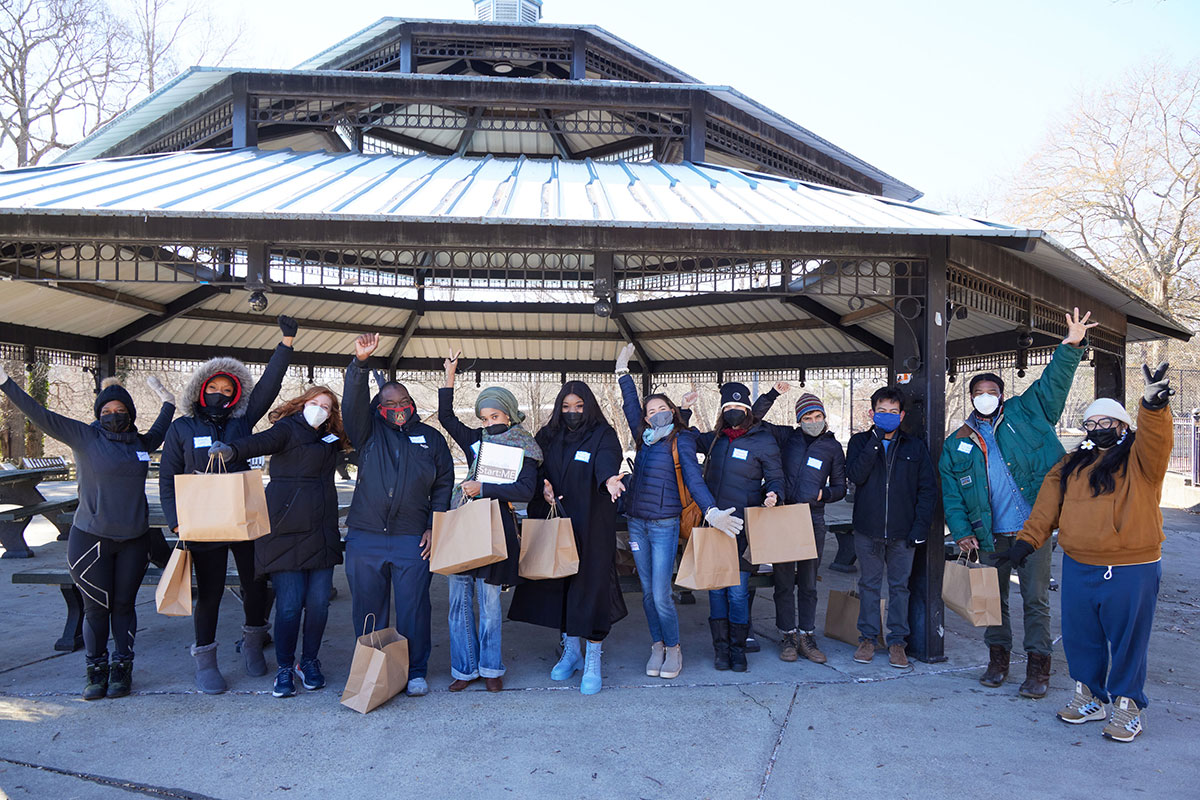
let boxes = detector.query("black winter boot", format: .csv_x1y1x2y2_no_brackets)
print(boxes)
83,658,108,701
107,658,133,698
709,618,731,671
729,623,750,673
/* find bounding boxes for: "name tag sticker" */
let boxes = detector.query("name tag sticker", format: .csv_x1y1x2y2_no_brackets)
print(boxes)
321,433,340,444
409,435,427,444
193,436,212,448
957,441,973,454
136,451,150,462
630,541,640,552
574,450,592,463
732,448,749,461
806,456,823,470
960,475,973,486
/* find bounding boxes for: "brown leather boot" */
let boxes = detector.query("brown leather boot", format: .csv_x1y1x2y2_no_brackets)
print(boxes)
1018,653,1051,699
980,645,1010,688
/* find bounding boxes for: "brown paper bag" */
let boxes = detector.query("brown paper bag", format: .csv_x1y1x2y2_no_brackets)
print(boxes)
154,546,192,617
175,458,270,542
824,589,886,647
674,527,740,590
519,507,579,580
430,498,507,576
340,615,410,714
943,553,1003,627
745,504,818,565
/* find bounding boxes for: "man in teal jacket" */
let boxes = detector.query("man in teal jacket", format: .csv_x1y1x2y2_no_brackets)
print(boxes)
940,308,1096,699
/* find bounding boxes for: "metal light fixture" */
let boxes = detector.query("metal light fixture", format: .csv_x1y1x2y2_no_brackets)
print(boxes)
248,290,269,312
493,61,515,74
593,297,613,318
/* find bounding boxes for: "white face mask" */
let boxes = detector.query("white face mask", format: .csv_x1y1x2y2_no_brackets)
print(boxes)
972,393,1001,417
303,403,330,428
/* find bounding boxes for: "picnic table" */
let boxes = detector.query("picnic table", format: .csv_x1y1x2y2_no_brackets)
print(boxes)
0,465,76,558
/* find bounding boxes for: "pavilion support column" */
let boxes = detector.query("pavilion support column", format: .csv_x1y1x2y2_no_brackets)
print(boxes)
894,239,948,664
232,77,258,149
1093,348,1125,403
96,351,118,394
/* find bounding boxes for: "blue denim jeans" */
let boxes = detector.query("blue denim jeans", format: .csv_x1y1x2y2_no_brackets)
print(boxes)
447,574,505,680
345,531,432,680
628,517,681,647
708,570,752,625
271,568,334,667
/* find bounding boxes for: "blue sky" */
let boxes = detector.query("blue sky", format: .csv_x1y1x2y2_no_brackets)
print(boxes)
215,0,1200,213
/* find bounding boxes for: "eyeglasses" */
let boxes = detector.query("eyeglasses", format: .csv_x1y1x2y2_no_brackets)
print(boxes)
1082,417,1120,431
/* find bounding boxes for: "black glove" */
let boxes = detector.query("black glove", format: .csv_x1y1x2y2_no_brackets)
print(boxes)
208,442,234,462
1142,361,1174,409
994,539,1034,570
277,314,298,338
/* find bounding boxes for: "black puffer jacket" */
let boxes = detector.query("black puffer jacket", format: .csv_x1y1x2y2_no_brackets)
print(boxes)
225,413,344,576
342,358,454,536
845,428,937,542
158,344,292,531
760,422,847,511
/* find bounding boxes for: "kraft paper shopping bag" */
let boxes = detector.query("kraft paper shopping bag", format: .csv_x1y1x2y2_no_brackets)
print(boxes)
175,457,270,542
519,506,579,580
430,498,507,576
942,552,1003,627
340,615,410,714
154,546,192,617
745,504,818,565
675,527,740,591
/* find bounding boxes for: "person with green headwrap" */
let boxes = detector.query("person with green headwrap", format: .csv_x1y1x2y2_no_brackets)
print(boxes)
439,350,543,693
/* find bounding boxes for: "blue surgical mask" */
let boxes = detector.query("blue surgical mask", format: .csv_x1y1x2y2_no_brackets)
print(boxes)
873,412,901,433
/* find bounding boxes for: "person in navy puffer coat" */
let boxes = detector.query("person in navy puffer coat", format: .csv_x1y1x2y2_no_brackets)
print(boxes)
614,345,738,681
753,385,846,665
691,382,785,674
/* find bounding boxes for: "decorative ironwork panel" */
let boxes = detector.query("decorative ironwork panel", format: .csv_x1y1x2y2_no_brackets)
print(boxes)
616,254,923,298
584,49,657,83
0,242,236,283
947,262,1029,327
414,37,572,65
704,119,865,191
141,103,234,155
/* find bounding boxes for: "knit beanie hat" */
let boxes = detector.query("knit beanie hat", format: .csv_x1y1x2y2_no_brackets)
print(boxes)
94,377,136,423
475,386,525,425
794,392,825,419
1082,397,1132,427
720,382,752,409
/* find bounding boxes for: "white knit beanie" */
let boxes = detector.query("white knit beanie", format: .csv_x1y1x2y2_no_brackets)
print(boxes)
1082,397,1132,426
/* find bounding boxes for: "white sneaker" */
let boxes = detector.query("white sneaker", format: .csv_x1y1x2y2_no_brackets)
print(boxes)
405,677,429,697
1102,696,1144,742
1056,681,1106,725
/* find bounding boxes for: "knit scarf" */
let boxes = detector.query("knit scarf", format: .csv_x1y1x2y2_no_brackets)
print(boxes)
642,423,674,447
452,423,543,508
723,427,750,440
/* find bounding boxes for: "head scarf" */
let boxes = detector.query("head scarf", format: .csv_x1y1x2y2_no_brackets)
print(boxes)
475,386,525,425
451,389,543,508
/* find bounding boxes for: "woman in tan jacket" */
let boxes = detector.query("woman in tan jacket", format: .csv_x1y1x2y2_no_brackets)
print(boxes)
1002,362,1173,744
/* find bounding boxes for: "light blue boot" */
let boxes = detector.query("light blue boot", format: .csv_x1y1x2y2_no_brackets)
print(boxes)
580,640,603,695
550,634,583,681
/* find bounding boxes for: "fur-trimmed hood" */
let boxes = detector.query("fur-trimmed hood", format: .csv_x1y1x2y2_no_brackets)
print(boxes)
182,356,255,418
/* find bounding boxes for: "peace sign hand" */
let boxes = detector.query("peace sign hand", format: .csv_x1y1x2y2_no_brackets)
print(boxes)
1142,361,1174,409
443,348,462,387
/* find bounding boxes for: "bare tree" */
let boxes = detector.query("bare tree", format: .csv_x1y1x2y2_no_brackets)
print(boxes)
1009,60,1200,348
0,0,141,167
130,0,242,94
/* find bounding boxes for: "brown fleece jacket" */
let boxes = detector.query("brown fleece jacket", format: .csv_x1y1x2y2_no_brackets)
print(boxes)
1018,401,1171,566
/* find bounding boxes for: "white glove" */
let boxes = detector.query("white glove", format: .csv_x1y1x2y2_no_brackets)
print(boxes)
615,342,635,374
0,362,8,385
705,507,744,539
147,375,175,405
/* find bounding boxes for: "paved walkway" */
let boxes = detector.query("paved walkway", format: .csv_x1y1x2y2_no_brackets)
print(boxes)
0,492,1196,799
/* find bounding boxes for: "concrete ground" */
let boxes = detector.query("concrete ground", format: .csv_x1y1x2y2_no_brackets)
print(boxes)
0,485,1196,799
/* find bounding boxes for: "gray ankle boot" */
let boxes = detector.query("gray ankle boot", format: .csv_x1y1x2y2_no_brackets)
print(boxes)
241,625,270,677
191,642,228,694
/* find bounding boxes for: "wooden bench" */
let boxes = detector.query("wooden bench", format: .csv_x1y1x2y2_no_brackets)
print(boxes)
0,498,80,523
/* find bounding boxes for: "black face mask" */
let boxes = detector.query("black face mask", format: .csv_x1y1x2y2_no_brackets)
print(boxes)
1087,428,1122,449
100,412,130,433
201,392,233,418
380,405,414,429
722,408,747,428
484,423,510,436
562,411,585,431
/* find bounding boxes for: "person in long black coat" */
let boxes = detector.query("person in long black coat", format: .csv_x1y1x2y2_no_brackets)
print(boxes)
438,351,540,693
158,315,297,694
211,385,347,698
508,380,626,695
0,368,174,700
692,382,785,673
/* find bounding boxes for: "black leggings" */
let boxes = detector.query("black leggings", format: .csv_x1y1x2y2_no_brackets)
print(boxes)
191,540,269,647
67,527,150,662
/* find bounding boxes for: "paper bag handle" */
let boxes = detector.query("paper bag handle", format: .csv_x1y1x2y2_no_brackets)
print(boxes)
204,454,227,475
362,612,382,649
957,547,981,565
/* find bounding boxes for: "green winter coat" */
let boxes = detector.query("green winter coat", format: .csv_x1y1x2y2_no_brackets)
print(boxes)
939,343,1085,552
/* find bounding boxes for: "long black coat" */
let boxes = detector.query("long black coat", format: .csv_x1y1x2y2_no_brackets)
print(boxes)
508,421,628,640
694,424,786,572
226,413,344,576
437,387,537,586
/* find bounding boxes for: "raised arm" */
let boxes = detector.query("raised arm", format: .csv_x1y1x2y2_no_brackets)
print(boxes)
0,367,92,448
139,375,177,452
1016,309,1093,426
1131,362,1175,484
751,381,789,419
342,334,378,449
245,323,296,425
